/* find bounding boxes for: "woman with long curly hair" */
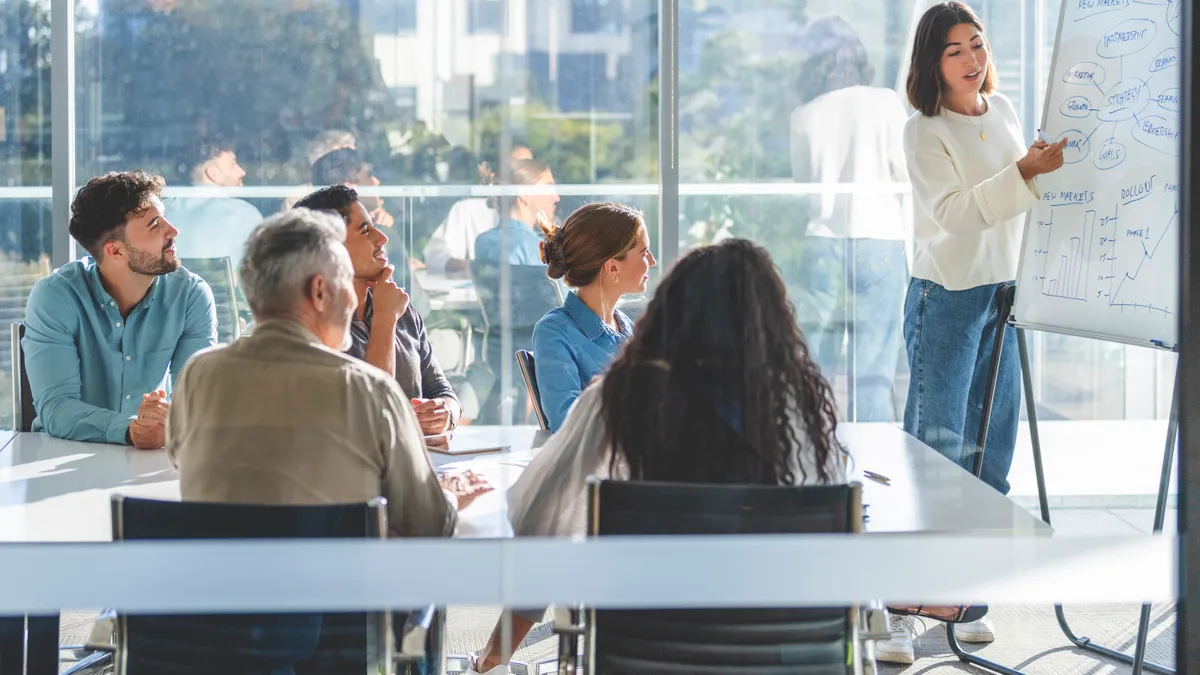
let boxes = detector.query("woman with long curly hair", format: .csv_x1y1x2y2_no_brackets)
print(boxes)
466,239,844,675
467,239,982,674
510,238,846,535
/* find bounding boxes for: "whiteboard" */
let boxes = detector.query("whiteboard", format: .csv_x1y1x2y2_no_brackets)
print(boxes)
1012,0,1181,350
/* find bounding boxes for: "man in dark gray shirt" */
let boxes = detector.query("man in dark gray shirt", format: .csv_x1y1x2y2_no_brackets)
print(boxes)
295,186,461,444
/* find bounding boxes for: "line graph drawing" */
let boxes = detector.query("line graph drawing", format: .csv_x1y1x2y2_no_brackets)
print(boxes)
1110,205,1175,314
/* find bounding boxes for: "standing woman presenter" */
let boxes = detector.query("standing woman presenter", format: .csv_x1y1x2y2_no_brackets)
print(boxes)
884,3,1067,660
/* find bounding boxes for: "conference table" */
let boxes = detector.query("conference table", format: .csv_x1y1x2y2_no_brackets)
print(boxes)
0,423,1049,543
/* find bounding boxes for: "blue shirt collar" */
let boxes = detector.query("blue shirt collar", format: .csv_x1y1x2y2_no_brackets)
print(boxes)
501,218,538,234
82,256,162,312
564,291,633,342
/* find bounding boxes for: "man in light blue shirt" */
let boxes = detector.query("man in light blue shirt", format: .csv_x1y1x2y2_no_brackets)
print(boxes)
23,171,218,448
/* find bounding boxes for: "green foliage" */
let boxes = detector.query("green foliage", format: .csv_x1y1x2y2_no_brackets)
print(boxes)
677,3,812,281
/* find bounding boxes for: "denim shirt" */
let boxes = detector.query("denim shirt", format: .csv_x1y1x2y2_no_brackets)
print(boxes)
22,258,218,444
532,292,633,431
472,218,544,266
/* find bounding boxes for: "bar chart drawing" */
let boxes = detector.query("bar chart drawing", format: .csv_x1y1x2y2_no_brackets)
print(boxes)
1040,210,1095,301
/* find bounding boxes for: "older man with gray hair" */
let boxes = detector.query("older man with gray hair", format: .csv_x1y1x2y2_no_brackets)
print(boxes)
167,208,489,535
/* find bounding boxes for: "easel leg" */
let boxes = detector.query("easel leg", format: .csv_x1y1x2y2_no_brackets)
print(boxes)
1130,372,1179,674
955,291,1177,674
970,285,1016,479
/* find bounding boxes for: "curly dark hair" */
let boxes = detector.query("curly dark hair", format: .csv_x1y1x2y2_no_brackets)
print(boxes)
601,238,844,486
294,185,359,223
69,171,166,258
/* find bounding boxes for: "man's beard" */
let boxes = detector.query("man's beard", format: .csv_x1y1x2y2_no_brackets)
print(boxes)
126,241,180,276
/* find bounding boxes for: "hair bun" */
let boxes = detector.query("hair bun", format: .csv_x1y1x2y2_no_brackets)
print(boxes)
540,236,568,280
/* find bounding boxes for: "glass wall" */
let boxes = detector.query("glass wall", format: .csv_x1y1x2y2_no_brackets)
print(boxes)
0,0,53,430
72,0,658,424
0,1,1183,673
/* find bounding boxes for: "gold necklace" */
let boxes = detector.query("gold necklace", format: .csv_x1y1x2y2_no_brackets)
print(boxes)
978,99,988,141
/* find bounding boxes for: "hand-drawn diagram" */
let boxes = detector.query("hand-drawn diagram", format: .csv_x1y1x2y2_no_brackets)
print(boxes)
1028,0,1179,323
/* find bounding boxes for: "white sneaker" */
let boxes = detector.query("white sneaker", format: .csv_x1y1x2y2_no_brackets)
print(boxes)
466,652,510,674
874,613,916,665
955,615,996,643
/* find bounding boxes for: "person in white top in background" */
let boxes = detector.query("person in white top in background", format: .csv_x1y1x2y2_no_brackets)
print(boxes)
422,144,533,275
878,3,1066,664
790,16,911,423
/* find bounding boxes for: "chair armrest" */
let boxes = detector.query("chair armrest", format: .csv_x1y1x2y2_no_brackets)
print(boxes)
396,605,437,660
551,605,583,635
858,601,890,642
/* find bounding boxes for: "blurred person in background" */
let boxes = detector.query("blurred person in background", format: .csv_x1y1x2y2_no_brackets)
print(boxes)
789,16,910,423
164,134,263,271
423,144,535,275
471,158,562,424
281,128,358,210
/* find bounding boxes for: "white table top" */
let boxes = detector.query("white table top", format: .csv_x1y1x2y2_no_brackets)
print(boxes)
0,423,1049,543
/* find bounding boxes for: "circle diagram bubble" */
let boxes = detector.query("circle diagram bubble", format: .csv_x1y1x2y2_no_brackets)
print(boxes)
1093,138,1127,170
1149,47,1178,72
1131,115,1180,155
1060,96,1093,118
1097,78,1150,122
1167,0,1181,36
1096,18,1157,58
1156,88,1180,113
1057,130,1091,164
1062,61,1107,86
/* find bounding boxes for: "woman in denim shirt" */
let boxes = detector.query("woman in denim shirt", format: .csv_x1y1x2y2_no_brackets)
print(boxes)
531,202,656,432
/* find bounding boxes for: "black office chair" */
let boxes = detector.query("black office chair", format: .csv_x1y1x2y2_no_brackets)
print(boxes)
180,257,243,344
554,479,878,675
11,321,34,433
515,350,549,430
107,496,440,675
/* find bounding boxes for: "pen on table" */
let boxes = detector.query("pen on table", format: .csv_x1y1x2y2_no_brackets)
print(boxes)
862,470,891,486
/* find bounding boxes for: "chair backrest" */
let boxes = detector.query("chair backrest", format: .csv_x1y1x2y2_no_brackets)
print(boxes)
586,480,862,674
515,350,549,430
180,257,241,344
110,497,392,675
469,260,562,333
11,322,34,433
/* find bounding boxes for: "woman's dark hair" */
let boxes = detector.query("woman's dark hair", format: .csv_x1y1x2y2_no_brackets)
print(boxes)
906,2,997,117
69,171,166,258
536,202,644,288
795,16,875,104
294,184,359,223
601,239,844,486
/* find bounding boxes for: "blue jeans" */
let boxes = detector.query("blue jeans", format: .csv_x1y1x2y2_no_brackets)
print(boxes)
902,279,1019,494
796,238,907,422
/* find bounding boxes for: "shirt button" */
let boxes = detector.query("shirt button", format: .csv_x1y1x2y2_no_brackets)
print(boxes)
125,355,132,361
115,321,122,327
125,394,131,400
